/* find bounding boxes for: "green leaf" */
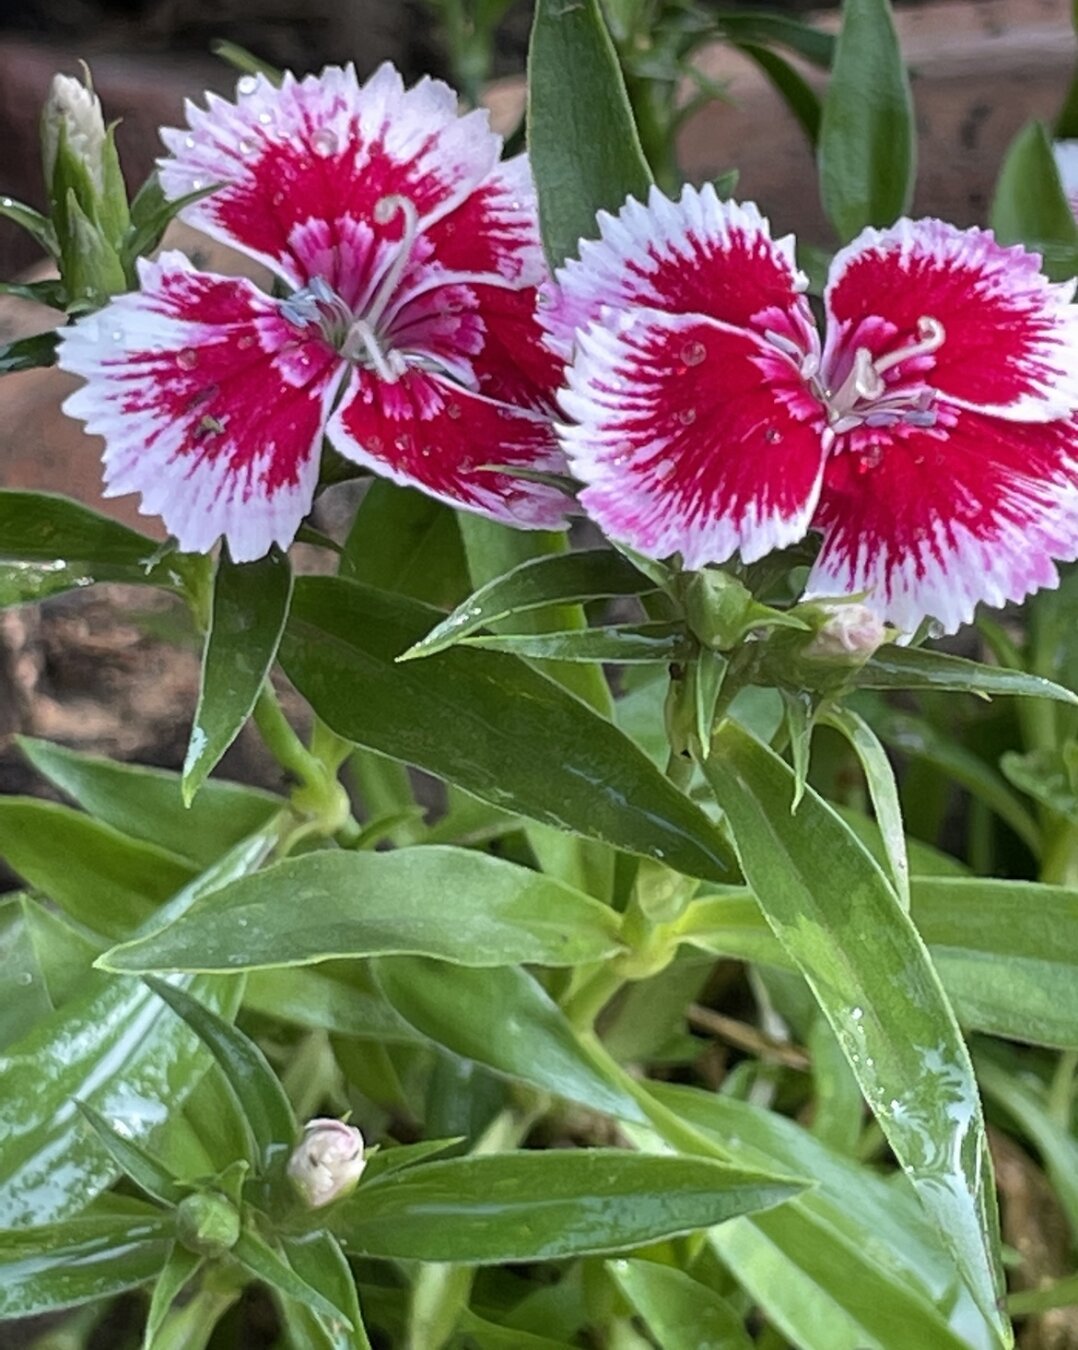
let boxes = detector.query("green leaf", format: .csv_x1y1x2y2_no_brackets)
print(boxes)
0,1210,173,1318
643,1084,990,1350
459,622,686,663
402,549,654,660
143,977,295,1164
0,330,59,375
0,491,194,605
124,177,218,270
100,847,625,974
606,1258,753,1350
340,480,469,609
0,896,53,1050
278,1231,374,1350
374,957,645,1121
528,0,652,266
702,720,1008,1344
990,121,1078,281
0,196,58,256
818,0,915,242
183,549,293,803
0,974,238,1227
144,1242,204,1348
18,736,279,870
715,10,835,66
337,1151,801,1262
232,1230,354,1327
820,705,909,909
279,576,733,880
735,42,822,145
0,798,196,938
861,644,1078,703
244,964,423,1044
74,1100,183,1207
360,1138,464,1186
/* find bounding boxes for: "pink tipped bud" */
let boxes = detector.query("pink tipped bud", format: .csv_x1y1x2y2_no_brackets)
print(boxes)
287,1118,366,1209
806,602,887,661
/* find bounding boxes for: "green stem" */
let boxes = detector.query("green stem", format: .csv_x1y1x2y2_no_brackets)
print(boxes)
253,684,325,793
252,684,355,840
150,1284,240,1350
563,961,627,1031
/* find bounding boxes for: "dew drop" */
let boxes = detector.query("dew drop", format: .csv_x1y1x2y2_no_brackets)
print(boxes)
856,443,884,474
237,74,258,96
176,348,199,371
652,458,675,480
271,190,286,207
310,128,338,158
190,177,205,191
238,137,255,156
420,445,433,458
0,197,12,209
851,1006,864,1022
765,426,783,444
110,329,123,343
394,434,412,453
183,135,196,150
16,972,32,987
257,111,273,126
237,334,255,350
680,340,707,367
446,402,462,420
677,407,697,427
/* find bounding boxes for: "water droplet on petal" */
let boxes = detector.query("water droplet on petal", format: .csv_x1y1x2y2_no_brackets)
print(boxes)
446,402,462,420
176,348,199,371
190,178,205,191
183,135,196,150
653,458,675,479
765,427,783,444
310,129,338,158
237,75,258,95
677,407,697,427
257,111,273,126
110,329,123,343
856,443,884,474
238,334,255,350
394,435,412,453
680,340,707,367
238,138,255,156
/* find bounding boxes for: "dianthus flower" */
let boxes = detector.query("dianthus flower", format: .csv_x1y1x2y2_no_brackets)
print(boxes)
545,186,1078,632
57,65,566,560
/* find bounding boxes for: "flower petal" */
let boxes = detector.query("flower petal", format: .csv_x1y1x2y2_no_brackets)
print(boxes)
806,408,1078,633
159,64,503,288
57,252,342,561
824,218,1078,420
559,309,827,568
542,184,814,360
327,369,568,529
421,154,547,287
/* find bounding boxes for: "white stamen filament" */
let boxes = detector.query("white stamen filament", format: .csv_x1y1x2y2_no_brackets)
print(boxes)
826,315,945,425
872,315,946,378
365,194,421,331
342,318,406,382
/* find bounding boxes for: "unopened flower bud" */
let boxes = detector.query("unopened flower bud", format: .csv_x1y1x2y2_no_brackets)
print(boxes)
176,1190,241,1257
287,1118,366,1209
42,72,107,191
805,602,887,662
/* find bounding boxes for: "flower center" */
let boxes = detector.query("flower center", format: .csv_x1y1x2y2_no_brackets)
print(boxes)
280,194,421,383
821,316,945,434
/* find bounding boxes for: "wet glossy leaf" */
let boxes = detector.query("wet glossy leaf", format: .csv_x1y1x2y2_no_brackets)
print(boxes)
233,1229,354,1327
374,957,645,1122
279,577,733,880
0,330,58,375
74,1100,183,1207
18,736,279,870
144,1242,204,1347
183,549,293,803
101,847,625,973
819,0,914,241
337,1151,801,1262
0,491,194,602
528,0,652,266
0,196,58,255
402,550,654,660
144,977,295,1163
0,830,273,1227
459,622,687,664
861,645,1077,703
0,1210,173,1318
607,1258,753,1350
360,1138,464,1186
645,1084,989,1350
278,1230,374,1350
702,720,1007,1342
0,798,196,938
0,895,53,1049
244,964,423,1044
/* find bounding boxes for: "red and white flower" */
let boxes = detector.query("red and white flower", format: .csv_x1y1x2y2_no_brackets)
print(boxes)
57,64,566,561
545,185,1078,632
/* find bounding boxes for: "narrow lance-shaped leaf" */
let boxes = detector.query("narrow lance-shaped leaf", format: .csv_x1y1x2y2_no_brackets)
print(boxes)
860,643,1078,703
818,0,915,242
606,1258,754,1350
183,549,293,804
701,720,1009,1345
279,576,734,881
990,121,1078,282
402,549,655,659
459,623,686,664
143,977,295,1165
0,1211,174,1319
528,0,653,267
99,847,625,974
335,1151,803,1263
